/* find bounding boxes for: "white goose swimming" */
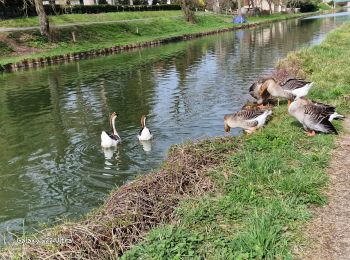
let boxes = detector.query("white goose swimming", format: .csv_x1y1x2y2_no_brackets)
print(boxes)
101,112,121,148
138,115,153,141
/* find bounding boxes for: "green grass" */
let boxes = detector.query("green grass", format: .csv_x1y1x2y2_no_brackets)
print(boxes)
0,10,345,260
0,10,183,28
318,3,332,11
0,12,308,66
121,22,350,259
0,41,13,57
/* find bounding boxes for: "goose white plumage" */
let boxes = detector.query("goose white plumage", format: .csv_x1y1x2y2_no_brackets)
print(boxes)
101,112,121,148
138,115,153,141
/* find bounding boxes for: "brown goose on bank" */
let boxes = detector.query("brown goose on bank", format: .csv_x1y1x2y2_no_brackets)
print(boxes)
251,77,313,106
224,107,272,134
288,97,342,136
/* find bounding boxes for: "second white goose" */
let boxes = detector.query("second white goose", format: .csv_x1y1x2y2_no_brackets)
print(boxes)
138,115,153,141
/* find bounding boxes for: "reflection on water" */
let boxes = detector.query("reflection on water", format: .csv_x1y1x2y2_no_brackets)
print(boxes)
0,13,349,245
140,141,152,152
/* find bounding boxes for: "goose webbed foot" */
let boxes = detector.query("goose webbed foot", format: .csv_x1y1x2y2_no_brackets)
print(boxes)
245,127,258,134
307,130,316,137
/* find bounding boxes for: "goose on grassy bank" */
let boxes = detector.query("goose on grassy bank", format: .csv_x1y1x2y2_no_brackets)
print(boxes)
224,107,272,134
288,97,342,136
251,77,313,106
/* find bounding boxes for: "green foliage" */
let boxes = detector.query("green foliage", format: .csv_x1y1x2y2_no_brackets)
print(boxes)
121,226,205,259
286,0,318,12
318,2,332,10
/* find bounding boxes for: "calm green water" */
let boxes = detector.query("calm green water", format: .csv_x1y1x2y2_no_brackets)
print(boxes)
1,12,349,245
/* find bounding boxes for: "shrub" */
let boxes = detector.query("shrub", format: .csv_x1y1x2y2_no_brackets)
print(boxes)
286,0,318,12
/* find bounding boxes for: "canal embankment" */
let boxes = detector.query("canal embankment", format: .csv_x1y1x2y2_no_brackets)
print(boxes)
0,11,322,72
1,18,350,259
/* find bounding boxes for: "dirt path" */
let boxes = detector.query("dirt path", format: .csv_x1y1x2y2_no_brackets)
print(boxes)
302,118,350,259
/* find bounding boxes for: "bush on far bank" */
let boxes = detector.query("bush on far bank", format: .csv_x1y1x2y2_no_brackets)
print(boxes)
286,0,319,12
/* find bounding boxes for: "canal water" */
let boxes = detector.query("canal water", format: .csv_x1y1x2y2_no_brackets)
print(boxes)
0,11,349,245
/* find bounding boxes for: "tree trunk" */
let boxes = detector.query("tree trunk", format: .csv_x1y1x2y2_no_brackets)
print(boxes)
237,0,242,16
213,0,220,13
180,0,196,23
129,0,133,5
34,0,50,38
250,0,255,10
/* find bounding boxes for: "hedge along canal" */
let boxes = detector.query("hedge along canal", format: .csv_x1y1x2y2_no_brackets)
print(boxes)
1,13,350,259
0,12,347,247
0,11,326,72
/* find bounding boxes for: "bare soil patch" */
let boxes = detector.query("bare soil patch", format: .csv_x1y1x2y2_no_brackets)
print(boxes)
0,34,41,57
301,118,350,259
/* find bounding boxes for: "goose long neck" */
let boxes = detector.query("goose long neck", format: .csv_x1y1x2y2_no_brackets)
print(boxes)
109,115,113,130
267,79,288,97
141,116,146,128
266,79,277,88
111,116,120,138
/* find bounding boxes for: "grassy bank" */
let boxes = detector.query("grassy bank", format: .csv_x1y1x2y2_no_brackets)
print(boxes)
1,19,349,260
0,10,183,28
121,22,350,258
0,11,309,67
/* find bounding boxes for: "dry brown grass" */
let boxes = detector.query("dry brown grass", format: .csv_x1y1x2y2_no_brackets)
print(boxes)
0,137,239,260
275,52,307,81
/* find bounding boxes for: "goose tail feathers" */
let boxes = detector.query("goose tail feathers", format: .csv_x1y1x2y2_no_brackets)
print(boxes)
329,112,345,121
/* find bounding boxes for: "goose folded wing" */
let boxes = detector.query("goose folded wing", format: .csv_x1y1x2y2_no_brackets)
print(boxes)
237,109,265,119
304,105,338,134
281,79,311,90
312,101,336,114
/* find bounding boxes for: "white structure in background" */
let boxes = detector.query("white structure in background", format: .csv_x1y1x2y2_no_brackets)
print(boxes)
44,0,172,5
242,0,290,13
84,0,96,4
